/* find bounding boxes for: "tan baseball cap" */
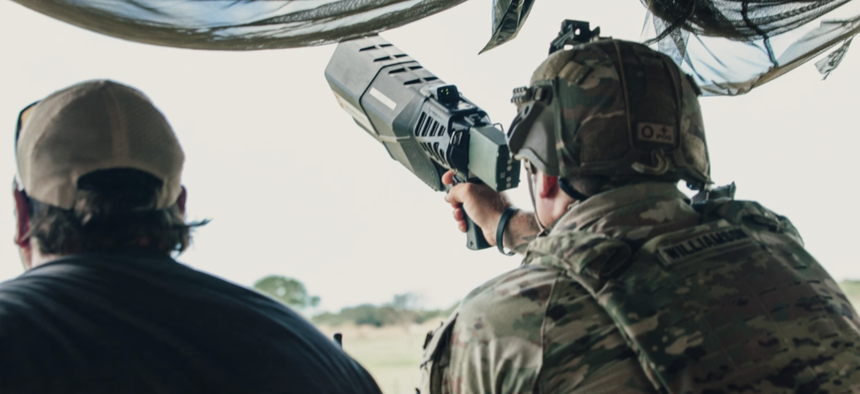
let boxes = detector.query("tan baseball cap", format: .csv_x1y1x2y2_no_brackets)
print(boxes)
15,80,184,209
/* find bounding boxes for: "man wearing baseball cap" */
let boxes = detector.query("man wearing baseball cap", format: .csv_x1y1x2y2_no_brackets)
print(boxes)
6,80,382,393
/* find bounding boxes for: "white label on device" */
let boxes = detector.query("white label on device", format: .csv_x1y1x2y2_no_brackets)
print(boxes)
369,88,397,110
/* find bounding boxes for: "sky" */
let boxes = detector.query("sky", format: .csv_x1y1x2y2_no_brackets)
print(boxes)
1,0,859,312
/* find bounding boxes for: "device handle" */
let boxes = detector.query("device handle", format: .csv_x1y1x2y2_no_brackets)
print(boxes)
450,175,491,251
464,210,491,250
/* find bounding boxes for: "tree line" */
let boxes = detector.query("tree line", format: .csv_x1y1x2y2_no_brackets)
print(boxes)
255,276,860,328
253,275,456,327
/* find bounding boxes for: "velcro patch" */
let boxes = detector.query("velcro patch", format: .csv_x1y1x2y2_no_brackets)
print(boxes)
657,227,752,266
637,123,675,145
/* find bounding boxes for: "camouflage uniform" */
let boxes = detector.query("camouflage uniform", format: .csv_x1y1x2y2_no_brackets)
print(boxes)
421,182,860,393
422,39,860,394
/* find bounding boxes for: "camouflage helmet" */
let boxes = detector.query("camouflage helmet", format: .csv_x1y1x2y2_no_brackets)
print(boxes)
506,39,710,190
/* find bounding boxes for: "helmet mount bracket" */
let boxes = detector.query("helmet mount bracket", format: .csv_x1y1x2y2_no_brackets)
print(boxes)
549,20,601,54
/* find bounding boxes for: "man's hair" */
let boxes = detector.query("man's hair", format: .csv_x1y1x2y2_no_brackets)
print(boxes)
25,168,206,255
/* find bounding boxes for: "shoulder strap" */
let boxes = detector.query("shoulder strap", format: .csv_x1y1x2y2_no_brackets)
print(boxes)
526,231,633,295
695,199,804,246
419,311,458,394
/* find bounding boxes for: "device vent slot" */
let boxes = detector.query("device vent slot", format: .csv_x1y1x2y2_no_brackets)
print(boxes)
429,142,444,165
421,118,434,137
433,143,444,163
388,68,407,74
415,112,427,136
422,142,435,162
421,118,439,137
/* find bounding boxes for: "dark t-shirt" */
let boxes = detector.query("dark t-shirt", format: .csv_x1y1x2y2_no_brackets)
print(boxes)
0,249,381,394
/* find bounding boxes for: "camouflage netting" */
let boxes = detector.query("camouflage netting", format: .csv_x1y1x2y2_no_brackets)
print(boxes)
10,0,468,50
641,0,860,94
486,0,860,95
648,0,849,39
11,0,860,95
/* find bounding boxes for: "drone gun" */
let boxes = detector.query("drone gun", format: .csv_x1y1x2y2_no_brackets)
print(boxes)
324,36,520,250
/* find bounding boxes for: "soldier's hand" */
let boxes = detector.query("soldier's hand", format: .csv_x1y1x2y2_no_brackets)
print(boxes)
443,170,511,246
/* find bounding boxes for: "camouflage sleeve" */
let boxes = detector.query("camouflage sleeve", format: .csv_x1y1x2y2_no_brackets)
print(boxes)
443,264,656,394
445,265,555,394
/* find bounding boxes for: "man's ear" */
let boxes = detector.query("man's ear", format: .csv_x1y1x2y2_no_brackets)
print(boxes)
538,173,560,199
13,189,30,248
176,186,187,215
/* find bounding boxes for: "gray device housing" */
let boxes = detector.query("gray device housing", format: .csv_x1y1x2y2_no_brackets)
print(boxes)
324,35,520,193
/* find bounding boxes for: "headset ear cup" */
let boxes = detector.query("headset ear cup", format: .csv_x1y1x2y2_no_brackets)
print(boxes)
507,103,535,153
508,100,559,176
518,107,559,176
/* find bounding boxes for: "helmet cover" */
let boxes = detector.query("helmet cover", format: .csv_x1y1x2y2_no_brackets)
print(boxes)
507,39,710,190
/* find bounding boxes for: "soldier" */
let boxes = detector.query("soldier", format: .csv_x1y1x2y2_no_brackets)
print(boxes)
422,39,860,393
6,80,382,394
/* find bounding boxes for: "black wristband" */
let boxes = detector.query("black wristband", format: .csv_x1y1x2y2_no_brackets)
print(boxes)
496,207,518,256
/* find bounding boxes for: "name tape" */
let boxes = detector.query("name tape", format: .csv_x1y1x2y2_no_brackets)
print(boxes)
658,227,752,265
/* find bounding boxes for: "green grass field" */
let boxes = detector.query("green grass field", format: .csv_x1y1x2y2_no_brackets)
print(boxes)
317,322,439,394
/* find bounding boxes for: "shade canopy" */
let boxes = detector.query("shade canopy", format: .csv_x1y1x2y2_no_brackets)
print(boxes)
12,0,860,95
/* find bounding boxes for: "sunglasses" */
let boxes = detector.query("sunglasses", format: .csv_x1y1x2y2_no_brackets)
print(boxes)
15,101,40,146
13,101,40,191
